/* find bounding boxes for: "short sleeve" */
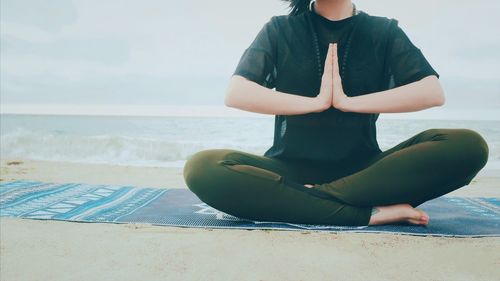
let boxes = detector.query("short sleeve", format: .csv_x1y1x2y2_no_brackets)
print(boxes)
232,17,278,89
385,19,439,89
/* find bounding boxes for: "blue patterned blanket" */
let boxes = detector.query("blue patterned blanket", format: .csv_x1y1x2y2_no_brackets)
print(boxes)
1,180,499,237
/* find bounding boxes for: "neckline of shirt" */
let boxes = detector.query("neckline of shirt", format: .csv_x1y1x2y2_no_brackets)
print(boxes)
308,6,365,28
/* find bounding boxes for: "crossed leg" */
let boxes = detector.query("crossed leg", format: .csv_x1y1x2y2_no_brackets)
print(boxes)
310,128,489,208
183,148,373,226
183,128,489,226
304,128,489,225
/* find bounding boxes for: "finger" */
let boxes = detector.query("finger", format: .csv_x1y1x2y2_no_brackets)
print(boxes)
333,43,342,82
333,43,338,77
331,43,335,92
323,43,333,77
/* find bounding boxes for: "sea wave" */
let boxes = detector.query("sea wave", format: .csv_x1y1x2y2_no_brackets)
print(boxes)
0,128,269,168
2,118,500,170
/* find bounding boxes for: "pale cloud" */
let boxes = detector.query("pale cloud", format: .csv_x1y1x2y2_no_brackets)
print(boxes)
358,0,500,79
1,0,77,32
1,0,499,105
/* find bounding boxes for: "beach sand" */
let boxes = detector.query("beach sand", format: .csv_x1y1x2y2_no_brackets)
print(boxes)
1,159,499,281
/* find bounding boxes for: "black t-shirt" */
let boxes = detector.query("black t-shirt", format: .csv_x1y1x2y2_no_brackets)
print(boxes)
312,7,357,69
232,7,439,162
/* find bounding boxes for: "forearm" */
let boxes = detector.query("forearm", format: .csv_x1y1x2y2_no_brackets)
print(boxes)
225,75,324,115
339,75,445,113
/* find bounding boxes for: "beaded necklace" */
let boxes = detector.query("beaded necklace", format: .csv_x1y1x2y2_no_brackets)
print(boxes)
307,1,362,84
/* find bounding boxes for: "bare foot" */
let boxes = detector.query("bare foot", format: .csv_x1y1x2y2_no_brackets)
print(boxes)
368,203,429,226
302,184,429,226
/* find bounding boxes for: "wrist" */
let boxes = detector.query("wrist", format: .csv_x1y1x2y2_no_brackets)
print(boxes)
337,97,354,112
312,96,331,112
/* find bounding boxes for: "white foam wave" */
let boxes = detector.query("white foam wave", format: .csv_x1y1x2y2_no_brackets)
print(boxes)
0,128,268,168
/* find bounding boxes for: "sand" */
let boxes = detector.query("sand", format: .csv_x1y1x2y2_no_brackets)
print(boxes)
1,159,499,281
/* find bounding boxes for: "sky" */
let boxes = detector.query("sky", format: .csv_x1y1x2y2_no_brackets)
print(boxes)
1,0,499,111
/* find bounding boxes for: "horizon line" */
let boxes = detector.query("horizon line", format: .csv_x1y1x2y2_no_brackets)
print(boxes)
1,104,499,121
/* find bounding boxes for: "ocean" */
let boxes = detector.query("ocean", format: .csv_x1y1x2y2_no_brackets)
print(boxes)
1,114,499,170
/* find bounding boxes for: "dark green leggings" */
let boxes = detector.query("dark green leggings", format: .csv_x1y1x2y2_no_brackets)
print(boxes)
183,128,489,226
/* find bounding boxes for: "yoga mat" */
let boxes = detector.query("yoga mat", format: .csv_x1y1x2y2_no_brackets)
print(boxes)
1,180,499,237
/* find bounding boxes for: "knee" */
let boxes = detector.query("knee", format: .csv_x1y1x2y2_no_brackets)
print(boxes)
183,148,238,195
450,129,489,170
183,149,218,194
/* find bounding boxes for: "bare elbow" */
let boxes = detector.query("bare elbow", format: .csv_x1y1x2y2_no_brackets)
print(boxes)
224,75,247,108
224,90,236,107
433,80,446,106
431,87,445,107
224,86,240,108
435,91,445,106
425,75,446,107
